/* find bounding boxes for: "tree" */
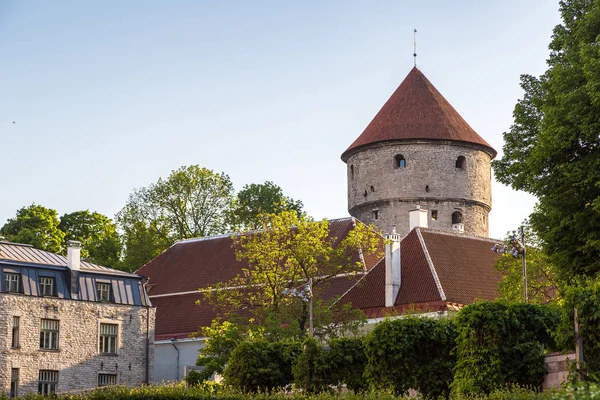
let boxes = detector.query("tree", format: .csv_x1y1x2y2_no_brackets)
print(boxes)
228,181,303,229
492,0,600,279
116,165,235,269
203,209,381,338
1,204,65,254
59,210,121,268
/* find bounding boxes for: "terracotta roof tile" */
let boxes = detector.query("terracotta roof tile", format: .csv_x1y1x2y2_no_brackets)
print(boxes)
342,67,496,160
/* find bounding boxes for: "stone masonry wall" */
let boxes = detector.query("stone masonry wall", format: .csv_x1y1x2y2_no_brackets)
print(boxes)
346,141,493,237
0,293,155,395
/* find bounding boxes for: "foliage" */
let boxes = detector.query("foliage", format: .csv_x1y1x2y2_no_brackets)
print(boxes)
554,277,600,380
293,338,329,393
203,209,381,338
59,210,121,268
0,204,65,253
451,301,562,395
492,0,600,279
117,165,235,269
228,181,303,230
223,340,301,392
364,316,457,398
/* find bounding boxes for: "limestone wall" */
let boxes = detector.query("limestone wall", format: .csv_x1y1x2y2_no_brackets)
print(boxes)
0,293,155,395
346,141,492,237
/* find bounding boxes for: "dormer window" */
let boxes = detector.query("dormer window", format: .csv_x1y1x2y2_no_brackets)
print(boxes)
96,282,112,302
5,273,22,293
456,156,466,169
39,277,56,297
452,211,463,224
395,154,406,169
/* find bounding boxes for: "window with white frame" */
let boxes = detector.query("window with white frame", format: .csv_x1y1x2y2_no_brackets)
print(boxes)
11,316,20,348
96,282,112,302
5,273,21,293
99,323,118,354
40,319,59,350
38,370,58,395
98,373,117,387
39,277,55,296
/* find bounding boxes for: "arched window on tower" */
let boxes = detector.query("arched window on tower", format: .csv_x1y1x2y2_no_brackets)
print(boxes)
395,154,406,169
452,211,463,224
455,156,466,170
350,164,354,179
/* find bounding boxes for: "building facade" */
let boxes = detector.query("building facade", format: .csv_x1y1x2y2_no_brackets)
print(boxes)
0,241,155,396
342,67,497,238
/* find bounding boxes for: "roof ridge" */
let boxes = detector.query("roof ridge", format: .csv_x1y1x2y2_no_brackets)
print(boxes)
417,227,503,243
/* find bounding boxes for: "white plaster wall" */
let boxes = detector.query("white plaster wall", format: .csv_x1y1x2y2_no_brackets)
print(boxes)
153,339,203,383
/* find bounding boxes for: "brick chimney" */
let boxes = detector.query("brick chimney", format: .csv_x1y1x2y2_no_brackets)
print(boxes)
409,206,428,231
385,227,401,307
66,240,81,299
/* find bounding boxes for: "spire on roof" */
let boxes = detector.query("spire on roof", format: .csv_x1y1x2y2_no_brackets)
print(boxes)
413,29,417,67
341,68,497,161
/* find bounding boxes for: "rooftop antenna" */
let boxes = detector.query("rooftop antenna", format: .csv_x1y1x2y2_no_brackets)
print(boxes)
413,28,417,67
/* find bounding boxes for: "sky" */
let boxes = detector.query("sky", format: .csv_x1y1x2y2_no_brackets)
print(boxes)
0,1,562,240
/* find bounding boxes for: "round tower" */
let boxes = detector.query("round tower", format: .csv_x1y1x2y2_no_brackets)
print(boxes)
341,67,496,238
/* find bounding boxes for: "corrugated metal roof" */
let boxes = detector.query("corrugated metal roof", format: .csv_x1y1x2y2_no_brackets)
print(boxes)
0,241,139,278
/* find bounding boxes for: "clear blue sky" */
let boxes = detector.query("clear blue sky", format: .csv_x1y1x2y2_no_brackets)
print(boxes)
0,1,561,239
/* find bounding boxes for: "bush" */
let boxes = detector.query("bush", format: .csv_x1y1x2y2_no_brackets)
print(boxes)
223,340,301,392
325,337,368,392
451,301,562,395
364,316,457,398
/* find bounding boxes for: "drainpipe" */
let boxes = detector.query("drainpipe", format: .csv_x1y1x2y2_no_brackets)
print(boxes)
170,338,180,381
142,277,151,384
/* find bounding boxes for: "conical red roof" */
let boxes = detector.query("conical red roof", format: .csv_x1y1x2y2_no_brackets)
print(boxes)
341,67,496,160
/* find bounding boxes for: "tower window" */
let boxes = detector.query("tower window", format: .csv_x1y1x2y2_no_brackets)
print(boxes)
482,215,486,226
456,156,466,169
395,154,406,169
350,164,354,179
431,210,438,220
370,185,375,192
452,211,463,224
373,210,379,220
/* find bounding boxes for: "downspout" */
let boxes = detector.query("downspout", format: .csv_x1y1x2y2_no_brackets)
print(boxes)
142,277,151,384
170,338,180,381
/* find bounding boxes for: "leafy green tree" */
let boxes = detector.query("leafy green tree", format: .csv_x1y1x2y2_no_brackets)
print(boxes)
59,210,121,268
228,181,303,229
492,0,600,279
1,204,65,253
117,165,235,269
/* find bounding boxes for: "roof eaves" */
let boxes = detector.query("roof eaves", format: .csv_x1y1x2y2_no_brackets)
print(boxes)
415,228,446,301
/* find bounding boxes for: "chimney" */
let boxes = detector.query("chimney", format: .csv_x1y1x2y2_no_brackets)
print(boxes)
66,240,81,299
409,205,428,231
385,227,401,307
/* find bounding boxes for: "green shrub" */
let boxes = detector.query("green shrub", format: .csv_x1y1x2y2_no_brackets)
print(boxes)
325,337,368,392
364,316,457,398
293,338,329,393
451,301,562,395
223,340,301,392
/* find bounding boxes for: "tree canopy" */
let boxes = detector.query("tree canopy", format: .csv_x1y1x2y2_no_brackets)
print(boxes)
492,0,600,279
1,204,65,254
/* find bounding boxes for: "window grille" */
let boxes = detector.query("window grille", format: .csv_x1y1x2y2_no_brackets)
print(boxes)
10,368,19,398
98,373,117,387
5,273,21,292
12,316,19,348
40,319,59,350
39,277,55,296
99,323,118,354
96,283,112,302
38,370,58,395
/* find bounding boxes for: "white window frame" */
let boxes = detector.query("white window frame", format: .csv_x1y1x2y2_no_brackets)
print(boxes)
38,370,58,395
39,277,55,296
98,319,121,355
11,316,20,348
5,272,21,293
96,282,112,302
40,319,59,350
97,373,118,387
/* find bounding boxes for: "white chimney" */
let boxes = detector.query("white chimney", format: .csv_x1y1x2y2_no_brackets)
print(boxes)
66,240,81,271
409,206,428,231
385,227,401,307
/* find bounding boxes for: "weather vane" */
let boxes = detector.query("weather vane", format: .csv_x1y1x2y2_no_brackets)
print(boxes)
413,28,417,67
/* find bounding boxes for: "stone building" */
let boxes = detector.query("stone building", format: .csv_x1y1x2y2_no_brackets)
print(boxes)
342,67,497,238
0,240,155,396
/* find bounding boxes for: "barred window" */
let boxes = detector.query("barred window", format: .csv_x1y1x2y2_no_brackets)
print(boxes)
38,370,58,395
12,316,20,348
40,319,59,350
98,373,117,387
5,273,21,293
96,283,112,302
10,368,19,398
39,277,55,296
99,323,118,354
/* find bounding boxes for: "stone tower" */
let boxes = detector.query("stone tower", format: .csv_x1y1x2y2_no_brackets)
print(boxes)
341,67,496,237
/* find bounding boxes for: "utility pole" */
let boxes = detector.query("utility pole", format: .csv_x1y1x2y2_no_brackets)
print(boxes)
520,227,528,303
308,278,314,338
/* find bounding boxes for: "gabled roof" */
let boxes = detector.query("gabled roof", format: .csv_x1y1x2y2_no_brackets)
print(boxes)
341,67,496,160
339,228,502,313
0,241,139,278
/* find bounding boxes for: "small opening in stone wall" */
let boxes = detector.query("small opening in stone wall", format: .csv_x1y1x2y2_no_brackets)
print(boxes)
350,164,354,179
456,156,466,169
370,185,375,192
452,211,463,224
363,190,368,197
395,154,406,169
425,185,430,192
431,210,438,220
482,215,486,226
373,210,379,220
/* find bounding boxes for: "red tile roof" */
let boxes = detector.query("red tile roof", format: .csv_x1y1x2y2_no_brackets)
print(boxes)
341,67,496,161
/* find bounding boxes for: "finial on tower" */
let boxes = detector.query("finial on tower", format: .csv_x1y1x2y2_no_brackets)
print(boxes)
413,29,417,67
